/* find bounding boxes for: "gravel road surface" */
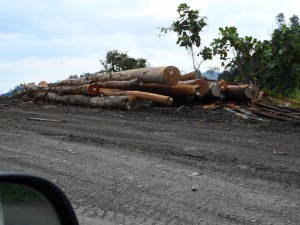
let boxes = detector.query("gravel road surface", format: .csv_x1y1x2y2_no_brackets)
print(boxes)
0,100,299,225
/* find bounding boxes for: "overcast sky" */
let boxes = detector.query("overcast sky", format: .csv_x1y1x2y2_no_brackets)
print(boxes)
0,0,299,93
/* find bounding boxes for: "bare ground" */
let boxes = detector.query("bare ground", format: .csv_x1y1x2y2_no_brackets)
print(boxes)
0,99,299,225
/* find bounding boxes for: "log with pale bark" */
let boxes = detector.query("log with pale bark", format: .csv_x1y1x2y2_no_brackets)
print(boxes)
48,79,94,87
47,93,138,110
136,83,201,96
99,89,173,106
86,66,181,86
49,84,99,96
97,78,143,89
179,77,210,96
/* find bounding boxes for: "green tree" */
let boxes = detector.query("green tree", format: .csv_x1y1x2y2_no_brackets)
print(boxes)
100,50,149,72
260,13,300,94
159,3,211,71
209,26,260,83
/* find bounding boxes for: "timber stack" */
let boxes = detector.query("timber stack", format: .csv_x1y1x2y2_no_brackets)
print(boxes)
18,66,261,110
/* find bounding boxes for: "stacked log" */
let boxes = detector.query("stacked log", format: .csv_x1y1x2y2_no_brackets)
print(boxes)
20,66,260,110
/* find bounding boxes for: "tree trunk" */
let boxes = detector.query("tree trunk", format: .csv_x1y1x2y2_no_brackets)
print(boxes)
99,89,173,106
97,78,143,89
137,84,201,96
206,81,221,97
217,79,228,91
48,79,94,87
179,77,210,96
86,66,181,86
49,84,99,96
226,84,259,100
47,93,137,110
180,71,196,81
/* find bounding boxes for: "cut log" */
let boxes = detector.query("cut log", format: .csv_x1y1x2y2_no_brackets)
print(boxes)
217,79,228,91
137,84,201,96
226,84,259,100
204,82,221,98
100,89,173,106
49,84,99,96
180,70,202,81
48,79,94,87
180,71,196,81
47,93,137,110
179,77,210,96
98,78,143,89
86,66,181,86
37,81,49,87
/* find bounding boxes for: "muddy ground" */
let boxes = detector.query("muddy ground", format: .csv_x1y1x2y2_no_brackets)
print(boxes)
0,98,299,225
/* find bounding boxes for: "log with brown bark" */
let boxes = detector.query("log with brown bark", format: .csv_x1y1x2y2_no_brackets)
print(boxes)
97,78,143,89
86,66,181,86
137,84,201,96
100,89,173,106
47,93,138,110
180,70,203,81
204,82,221,98
226,84,259,100
180,71,196,81
179,77,210,96
217,79,228,92
49,84,99,96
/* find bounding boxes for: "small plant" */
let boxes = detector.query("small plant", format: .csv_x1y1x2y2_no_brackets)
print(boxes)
159,3,212,71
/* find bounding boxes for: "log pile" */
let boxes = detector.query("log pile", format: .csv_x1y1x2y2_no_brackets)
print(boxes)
16,65,300,122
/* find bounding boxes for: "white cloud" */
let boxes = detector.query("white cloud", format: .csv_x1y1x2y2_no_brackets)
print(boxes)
1,0,300,93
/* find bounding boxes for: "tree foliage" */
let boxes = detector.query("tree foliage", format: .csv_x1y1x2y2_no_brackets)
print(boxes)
100,50,149,73
210,13,300,96
210,26,260,83
159,3,211,70
259,14,300,93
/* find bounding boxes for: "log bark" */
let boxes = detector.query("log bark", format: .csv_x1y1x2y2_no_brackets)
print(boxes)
226,84,259,100
97,78,143,89
180,71,196,81
180,70,202,81
137,84,201,96
179,77,210,96
86,66,181,86
48,79,94,87
100,89,173,106
49,84,99,96
217,79,228,91
47,93,137,110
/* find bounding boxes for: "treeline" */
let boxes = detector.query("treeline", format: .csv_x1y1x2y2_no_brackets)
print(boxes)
160,4,300,99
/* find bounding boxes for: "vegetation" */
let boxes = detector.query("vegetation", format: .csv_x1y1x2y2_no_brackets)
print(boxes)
99,50,150,73
161,3,300,101
0,85,23,97
159,3,211,70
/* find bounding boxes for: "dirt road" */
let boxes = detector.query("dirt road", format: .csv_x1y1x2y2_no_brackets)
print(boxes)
0,100,299,225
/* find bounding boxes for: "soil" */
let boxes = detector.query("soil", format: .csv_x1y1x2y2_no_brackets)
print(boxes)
0,98,299,225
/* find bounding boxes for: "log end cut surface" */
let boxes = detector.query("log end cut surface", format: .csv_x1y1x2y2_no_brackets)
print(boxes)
245,85,259,99
161,66,181,86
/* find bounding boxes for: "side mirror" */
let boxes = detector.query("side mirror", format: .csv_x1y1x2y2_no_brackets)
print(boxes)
0,173,79,225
